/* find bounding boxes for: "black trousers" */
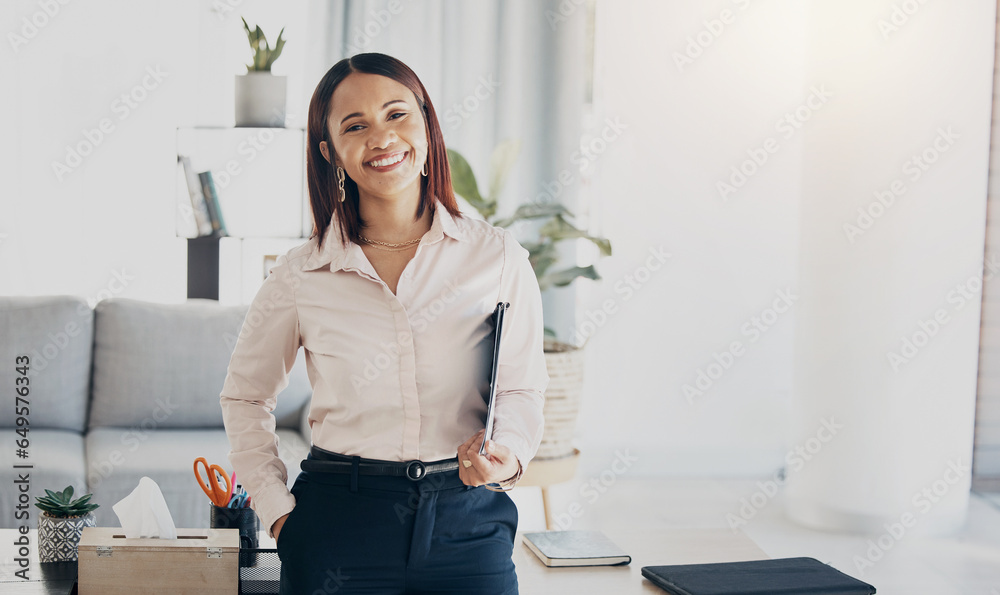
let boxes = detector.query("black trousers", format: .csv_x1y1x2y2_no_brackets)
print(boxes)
277,448,519,594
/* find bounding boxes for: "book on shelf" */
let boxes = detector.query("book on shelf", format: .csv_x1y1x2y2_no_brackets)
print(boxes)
198,170,228,237
522,530,631,567
640,557,876,594
177,155,214,237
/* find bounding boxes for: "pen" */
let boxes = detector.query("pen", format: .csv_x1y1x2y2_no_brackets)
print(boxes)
228,485,250,508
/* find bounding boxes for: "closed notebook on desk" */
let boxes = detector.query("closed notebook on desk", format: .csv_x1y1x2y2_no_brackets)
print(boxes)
523,530,631,567
641,557,875,594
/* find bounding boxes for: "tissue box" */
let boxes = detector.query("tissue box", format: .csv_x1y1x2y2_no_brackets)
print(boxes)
77,527,239,594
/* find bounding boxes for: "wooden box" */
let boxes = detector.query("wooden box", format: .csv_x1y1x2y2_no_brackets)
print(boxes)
78,527,239,594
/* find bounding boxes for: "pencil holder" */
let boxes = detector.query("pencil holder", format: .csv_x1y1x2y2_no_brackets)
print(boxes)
210,503,259,566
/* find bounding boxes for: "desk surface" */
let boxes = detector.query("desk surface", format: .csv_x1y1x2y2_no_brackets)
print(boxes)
513,527,769,593
0,529,77,594
0,526,767,594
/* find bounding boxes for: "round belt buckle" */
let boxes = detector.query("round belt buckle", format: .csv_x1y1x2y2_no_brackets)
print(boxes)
405,460,426,481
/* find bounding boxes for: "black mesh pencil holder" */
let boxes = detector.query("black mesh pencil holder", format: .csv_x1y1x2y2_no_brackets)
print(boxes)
210,504,260,566
239,548,281,595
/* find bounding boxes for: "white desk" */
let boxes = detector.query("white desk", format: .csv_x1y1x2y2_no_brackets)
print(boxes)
256,526,768,593
512,528,769,593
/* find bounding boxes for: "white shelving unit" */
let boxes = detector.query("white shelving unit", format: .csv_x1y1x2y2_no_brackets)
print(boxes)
175,126,312,304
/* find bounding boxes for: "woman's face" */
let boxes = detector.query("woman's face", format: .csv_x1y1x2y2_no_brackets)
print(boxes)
322,72,429,204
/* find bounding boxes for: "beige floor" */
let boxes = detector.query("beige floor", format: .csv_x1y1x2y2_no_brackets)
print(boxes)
508,477,1000,595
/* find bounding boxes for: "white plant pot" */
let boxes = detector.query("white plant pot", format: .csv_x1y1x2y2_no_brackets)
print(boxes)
38,511,96,562
235,73,286,127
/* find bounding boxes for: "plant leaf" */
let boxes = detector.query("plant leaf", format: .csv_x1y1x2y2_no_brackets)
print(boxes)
524,241,558,278
538,265,600,291
71,494,93,507
446,149,488,213
487,139,521,202
61,486,74,502
493,203,573,229
265,28,286,70
539,215,612,256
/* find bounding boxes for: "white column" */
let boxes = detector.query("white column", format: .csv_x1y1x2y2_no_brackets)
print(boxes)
785,0,996,536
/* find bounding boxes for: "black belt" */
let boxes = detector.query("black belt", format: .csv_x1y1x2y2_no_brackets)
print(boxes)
300,448,459,481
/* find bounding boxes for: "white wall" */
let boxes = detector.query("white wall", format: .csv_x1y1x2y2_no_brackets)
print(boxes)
576,0,996,481
785,0,995,535
579,0,809,475
0,0,314,302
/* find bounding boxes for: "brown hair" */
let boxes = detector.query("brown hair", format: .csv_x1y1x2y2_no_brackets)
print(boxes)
306,53,462,247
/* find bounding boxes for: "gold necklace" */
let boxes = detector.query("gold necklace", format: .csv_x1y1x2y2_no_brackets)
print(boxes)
358,234,420,252
359,235,421,249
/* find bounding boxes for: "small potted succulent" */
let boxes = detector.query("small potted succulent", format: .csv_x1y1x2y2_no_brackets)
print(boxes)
35,485,99,562
235,16,287,127
448,140,612,460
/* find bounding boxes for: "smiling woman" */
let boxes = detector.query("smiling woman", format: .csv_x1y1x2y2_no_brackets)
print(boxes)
219,52,549,595
306,53,461,250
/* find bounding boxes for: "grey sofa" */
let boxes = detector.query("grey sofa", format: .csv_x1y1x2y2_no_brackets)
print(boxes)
0,296,311,529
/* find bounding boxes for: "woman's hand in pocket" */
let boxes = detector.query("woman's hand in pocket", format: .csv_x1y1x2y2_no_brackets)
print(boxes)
272,512,291,544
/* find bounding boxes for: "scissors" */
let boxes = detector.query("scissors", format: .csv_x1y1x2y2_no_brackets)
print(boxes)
193,457,233,507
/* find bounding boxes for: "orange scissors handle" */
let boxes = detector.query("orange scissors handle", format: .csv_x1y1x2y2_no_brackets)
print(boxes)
193,457,232,507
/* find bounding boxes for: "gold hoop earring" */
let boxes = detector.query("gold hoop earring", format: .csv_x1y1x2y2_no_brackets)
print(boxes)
421,161,428,177
336,167,346,202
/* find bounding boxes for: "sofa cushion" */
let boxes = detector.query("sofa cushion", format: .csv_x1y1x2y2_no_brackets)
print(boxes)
85,427,308,528
89,298,311,430
0,296,92,433
0,429,87,529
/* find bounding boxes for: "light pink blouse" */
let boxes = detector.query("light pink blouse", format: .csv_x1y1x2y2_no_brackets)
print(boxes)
219,201,549,538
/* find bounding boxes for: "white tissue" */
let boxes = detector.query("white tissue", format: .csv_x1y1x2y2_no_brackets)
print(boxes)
112,476,178,539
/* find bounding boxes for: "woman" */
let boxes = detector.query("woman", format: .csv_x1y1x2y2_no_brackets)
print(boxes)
219,52,548,594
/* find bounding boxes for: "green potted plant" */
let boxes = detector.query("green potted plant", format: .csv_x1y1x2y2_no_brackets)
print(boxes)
448,140,611,460
235,17,287,127
35,485,99,562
